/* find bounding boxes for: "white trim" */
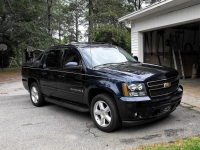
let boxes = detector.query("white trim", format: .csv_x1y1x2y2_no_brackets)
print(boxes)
119,0,192,22
132,2,200,32
119,0,171,22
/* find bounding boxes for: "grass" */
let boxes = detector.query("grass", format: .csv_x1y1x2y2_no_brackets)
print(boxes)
0,66,21,73
181,103,196,110
0,66,21,81
128,137,200,150
187,106,196,109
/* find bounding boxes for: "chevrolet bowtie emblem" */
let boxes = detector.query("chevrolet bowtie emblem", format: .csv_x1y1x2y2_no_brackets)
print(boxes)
164,82,171,88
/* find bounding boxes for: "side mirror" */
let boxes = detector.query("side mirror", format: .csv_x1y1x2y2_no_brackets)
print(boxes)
133,56,138,61
65,62,78,67
64,62,82,71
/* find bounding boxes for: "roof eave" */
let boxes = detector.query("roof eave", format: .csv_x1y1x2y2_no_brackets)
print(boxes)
119,0,191,22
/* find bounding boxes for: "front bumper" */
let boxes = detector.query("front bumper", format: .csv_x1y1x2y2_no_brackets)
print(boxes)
116,85,183,126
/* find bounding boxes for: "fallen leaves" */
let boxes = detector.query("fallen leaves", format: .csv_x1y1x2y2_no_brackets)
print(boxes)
0,92,8,94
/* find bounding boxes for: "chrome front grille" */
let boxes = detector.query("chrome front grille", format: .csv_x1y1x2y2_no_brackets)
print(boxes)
147,77,179,97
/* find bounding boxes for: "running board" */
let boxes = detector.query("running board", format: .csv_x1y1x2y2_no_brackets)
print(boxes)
45,97,89,113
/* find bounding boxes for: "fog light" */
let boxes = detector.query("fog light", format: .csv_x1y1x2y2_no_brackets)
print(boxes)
129,92,139,96
138,91,146,96
134,112,138,117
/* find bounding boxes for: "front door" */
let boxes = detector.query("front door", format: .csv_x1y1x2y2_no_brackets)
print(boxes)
40,49,62,98
57,48,86,104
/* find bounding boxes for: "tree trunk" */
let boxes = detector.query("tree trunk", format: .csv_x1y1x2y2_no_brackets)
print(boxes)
128,0,144,11
22,48,25,63
75,12,78,42
16,46,19,65
47,0,52,38
138,0,141,9
58,0,61,44
88,0,93,42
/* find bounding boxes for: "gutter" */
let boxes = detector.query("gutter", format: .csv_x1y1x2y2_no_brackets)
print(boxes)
118,0,174,22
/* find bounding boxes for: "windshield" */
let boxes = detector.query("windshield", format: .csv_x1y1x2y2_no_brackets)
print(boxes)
80,46,137,68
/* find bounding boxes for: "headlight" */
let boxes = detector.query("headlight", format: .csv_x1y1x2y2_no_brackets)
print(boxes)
128,83,143,91
122,83,147,97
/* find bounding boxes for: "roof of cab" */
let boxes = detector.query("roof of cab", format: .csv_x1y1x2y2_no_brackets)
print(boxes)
45,42,113,51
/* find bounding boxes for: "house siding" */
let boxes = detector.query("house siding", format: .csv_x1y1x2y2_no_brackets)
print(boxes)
131,32,139,56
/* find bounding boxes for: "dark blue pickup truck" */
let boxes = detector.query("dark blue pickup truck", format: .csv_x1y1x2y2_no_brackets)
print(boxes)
22,43,183,132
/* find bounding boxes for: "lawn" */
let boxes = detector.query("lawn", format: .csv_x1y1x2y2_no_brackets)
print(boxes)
128,137,200,150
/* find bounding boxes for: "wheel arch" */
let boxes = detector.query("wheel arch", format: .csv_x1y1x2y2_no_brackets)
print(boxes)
28,77,40,90
87,88,117,107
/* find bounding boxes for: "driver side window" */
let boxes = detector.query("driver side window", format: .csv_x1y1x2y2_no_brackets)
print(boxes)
63,49,80,68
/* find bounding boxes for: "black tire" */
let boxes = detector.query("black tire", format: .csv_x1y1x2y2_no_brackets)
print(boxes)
30,82,45,107
91,93,121,132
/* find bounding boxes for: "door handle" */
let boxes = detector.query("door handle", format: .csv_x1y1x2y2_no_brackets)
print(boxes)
41,72,47,76
58,75,65,78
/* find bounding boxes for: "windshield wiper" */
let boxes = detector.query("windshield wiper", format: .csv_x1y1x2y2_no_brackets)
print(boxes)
94,63,119,68
119,61,129,64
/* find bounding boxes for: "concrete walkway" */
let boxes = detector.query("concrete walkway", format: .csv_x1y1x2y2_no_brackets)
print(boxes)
180,78,200,112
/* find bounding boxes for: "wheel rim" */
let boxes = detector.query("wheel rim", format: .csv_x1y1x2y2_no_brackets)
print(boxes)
31,86,39,104
93,101,112,127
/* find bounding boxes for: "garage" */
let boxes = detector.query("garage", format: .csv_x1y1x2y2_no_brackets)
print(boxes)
119,0,200,78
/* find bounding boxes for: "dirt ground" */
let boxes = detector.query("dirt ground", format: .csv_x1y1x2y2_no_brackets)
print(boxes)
0,67,21,83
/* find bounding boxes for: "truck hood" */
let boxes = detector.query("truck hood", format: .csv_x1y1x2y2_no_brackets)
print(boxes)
95,62,178,82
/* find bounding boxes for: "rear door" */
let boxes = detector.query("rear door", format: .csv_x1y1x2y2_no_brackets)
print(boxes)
40,49,63,98
57,48,86,104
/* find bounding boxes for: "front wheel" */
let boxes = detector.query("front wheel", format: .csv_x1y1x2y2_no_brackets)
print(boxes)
91,93,121,132
30,82,45,107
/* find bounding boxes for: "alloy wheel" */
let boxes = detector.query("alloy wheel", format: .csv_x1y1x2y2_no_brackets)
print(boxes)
93,101,112,127
31,86,39,104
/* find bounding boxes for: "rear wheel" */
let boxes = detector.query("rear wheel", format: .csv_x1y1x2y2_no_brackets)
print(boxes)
30,82,45,107
91,93,121,132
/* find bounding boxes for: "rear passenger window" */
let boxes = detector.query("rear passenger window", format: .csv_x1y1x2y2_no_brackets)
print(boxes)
45,50,62,69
